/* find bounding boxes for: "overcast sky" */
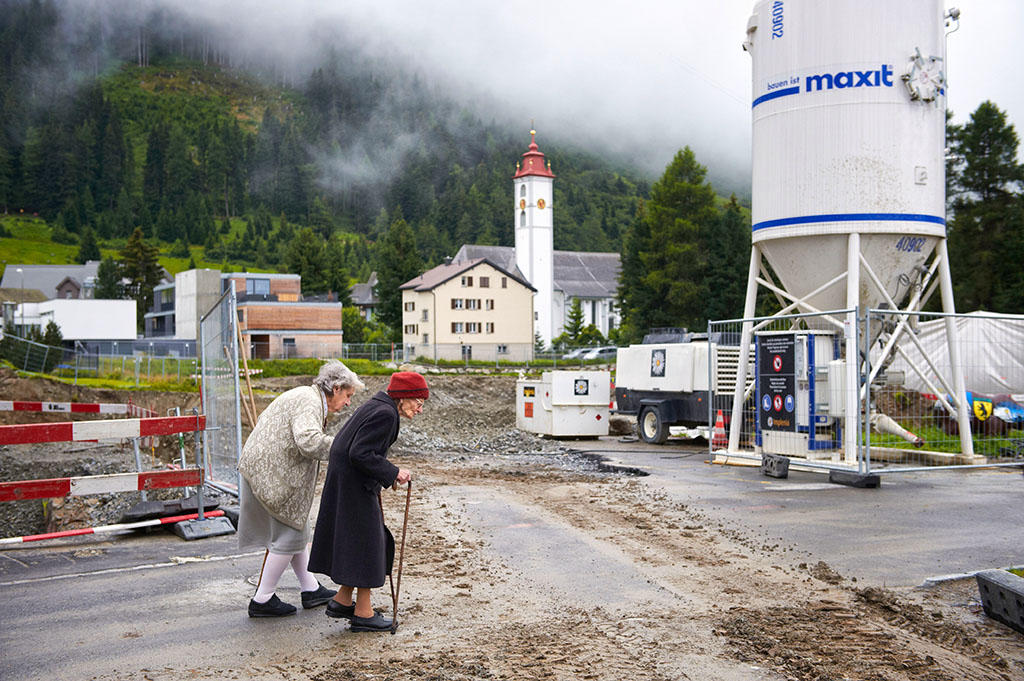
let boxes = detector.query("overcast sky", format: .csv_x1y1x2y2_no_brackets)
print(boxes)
335,1,1021,173
123,1,1024,188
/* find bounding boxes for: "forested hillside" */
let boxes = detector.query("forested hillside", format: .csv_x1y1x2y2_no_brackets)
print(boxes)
0,0,649,290
2,0,1019,346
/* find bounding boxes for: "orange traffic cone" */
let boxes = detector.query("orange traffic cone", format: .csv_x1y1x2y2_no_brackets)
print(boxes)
712,409,728,449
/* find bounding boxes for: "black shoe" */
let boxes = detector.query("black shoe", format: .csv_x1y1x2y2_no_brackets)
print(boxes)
248,594,297,618
350,612,394,632
301,584,336,609
326,599,356,619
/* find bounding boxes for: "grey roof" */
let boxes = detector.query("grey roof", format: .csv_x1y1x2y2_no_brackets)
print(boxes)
350,272,379,307
553,250,621,299
451,245,621,299
401,258,534,292
0,262,101,299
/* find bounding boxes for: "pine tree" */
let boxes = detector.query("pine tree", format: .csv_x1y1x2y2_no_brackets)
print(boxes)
703,195,750,322
119,227,163,331
284,228,328,293
94,256,123,299
622,148,718,333
564,298,585,341
76,226,101,263
947,101,1024,312
373,215,423,338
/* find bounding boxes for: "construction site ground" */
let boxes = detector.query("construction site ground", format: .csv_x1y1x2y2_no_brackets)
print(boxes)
1,370,1022,681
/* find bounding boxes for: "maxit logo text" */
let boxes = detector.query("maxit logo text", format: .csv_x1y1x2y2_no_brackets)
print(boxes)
805,65,894,92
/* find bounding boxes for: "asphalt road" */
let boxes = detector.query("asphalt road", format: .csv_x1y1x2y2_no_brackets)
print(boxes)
1,438,1021,680
585,437,1024,586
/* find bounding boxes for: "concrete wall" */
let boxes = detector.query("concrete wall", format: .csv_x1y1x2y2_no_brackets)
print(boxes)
16,299,137,340
175,269,221,341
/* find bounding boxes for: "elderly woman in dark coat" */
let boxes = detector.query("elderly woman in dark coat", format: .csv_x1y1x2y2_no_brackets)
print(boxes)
308,371,427,632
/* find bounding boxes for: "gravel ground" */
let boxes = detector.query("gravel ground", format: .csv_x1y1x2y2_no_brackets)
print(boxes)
2,368,1021,680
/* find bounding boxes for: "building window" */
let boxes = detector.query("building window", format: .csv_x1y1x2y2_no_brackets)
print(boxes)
466,298,480,310
520,211,525,227
422,333,429,344
451,298,464,310
421,309,428,321
451,322,464,333
486,322,494,334
461,276,473,287
466,322,479,333
480,276,489,288
501,277,507,288
404,324,418,335
497,344,508,354
246,278,270,296
404,301,415,311
237,309,245,322
520,185,526,198
283,338,296,357
485,299,494,311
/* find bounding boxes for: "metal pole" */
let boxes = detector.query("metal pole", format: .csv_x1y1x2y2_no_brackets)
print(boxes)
230,289,244,486
730,244,761,452
844,234,860,466
862,308,871,475
132,438,148,501
936,239,974,457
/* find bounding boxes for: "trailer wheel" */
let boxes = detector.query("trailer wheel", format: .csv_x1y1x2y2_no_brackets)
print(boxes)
638,406,669,444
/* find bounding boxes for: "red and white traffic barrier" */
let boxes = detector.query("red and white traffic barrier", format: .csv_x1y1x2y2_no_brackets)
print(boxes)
0,468,203,503
0,414,205,446
0,509,225,545
0,400,156,416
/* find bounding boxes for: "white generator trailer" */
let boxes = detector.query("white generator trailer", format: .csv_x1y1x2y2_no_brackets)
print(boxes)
613,332,747,444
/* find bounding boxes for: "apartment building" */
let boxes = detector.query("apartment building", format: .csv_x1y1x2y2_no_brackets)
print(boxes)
400,258,535,362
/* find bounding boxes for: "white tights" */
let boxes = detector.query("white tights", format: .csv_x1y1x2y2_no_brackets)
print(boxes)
252,547,320,603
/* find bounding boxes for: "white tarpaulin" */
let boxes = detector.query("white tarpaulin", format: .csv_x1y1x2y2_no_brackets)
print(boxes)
881,312,1024,397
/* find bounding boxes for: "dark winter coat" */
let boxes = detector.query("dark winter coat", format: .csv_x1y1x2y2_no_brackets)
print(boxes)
308,391,401,588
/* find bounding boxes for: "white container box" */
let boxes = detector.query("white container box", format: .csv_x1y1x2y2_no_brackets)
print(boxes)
516,370,610,437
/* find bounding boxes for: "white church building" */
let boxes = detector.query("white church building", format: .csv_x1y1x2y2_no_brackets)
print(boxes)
451,130,621,349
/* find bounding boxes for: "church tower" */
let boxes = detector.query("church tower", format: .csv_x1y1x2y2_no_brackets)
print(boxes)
513,128,555,348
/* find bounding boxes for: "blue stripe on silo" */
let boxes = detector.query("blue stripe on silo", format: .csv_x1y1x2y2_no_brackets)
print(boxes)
752,212,946,232
752,86,800,108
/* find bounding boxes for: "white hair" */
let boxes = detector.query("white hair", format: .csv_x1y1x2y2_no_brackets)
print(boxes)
313,360,365,394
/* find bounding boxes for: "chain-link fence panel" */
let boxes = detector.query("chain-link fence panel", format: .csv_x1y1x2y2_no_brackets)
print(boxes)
865,310,1024,472
0,333,69,373
199,288,243,493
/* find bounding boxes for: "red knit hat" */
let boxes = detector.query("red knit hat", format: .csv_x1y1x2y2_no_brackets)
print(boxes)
386,371,429,400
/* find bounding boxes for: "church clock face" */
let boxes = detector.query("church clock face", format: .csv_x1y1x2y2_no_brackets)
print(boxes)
519,198,526,209
537,198,546,210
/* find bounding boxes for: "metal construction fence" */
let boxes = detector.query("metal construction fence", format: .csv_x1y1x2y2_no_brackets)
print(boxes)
708,309,1024,476
199,288,243,494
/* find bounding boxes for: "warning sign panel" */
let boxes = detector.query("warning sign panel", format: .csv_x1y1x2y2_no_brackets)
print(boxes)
758,334,795,432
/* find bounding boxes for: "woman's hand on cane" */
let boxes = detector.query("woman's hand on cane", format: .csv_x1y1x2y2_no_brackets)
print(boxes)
394,468,412,488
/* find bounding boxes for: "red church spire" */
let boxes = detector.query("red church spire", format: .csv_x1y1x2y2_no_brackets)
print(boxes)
513,127,555,179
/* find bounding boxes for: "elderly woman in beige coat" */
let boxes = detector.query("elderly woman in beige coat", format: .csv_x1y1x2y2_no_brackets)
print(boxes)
238,359,364,617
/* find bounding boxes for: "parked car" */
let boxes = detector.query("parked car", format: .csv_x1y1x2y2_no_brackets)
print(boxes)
582,346,618,361
560,348,588,360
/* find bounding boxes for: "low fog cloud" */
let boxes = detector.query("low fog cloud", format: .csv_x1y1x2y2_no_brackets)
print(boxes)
53,0,1024,195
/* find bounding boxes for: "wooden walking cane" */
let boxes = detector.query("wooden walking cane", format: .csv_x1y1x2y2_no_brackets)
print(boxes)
389,480,413,634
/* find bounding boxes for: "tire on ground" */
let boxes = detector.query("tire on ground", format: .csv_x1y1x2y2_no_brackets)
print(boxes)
638,406,668,444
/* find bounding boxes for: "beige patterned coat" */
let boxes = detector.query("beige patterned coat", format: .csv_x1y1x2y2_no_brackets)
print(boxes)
238,385,331,530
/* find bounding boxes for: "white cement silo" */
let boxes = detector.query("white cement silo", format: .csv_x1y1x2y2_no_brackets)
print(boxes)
747,0,946,313
730,0,973,462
